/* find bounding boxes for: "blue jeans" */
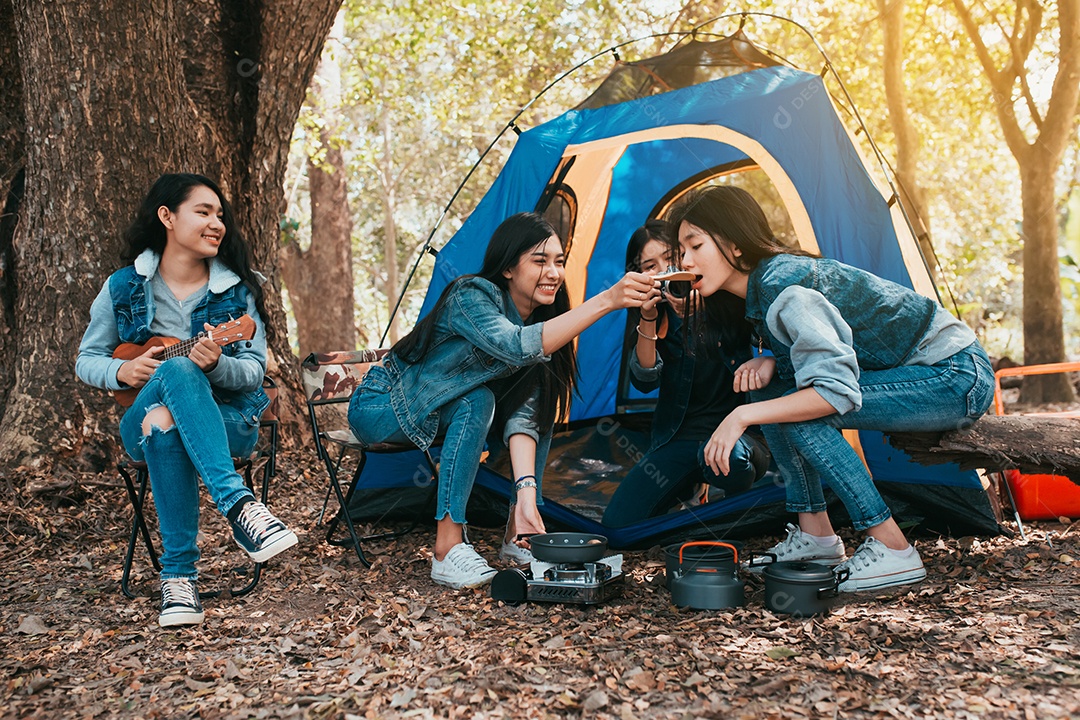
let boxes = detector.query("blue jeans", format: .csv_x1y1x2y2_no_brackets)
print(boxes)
751,343,994,530
348,385,495,524
602,434,767,527
119,358,259,579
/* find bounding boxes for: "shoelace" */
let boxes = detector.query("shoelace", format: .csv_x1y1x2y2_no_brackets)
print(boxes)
237,503,278,542
162,579,197,607
449,544,492,573
774,523,811,557
846,540,887,571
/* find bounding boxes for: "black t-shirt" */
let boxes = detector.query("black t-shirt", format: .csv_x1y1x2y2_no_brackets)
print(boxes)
672,339,743,442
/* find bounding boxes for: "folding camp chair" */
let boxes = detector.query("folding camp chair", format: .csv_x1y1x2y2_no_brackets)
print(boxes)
300,349,439,567
117,376,280,599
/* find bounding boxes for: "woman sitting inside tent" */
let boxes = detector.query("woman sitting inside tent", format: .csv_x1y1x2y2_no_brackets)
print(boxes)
603,219,770,527
668,185,994,592
347,212,658,589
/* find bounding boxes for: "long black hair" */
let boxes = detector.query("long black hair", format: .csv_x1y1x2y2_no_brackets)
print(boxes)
121,173,271,339
665,185,814,355
393,212,577,430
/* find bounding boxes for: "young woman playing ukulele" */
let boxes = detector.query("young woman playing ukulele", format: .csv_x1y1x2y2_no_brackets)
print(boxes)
76,173,297,627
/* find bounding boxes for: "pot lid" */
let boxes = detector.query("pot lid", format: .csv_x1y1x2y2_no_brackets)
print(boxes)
763,561,837,583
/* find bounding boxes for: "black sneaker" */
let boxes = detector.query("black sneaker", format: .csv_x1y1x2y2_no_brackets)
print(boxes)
230,501,298,563
159,578,204,627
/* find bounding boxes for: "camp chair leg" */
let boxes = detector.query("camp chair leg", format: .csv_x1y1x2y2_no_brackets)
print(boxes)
119,464,162,600
317,444,351,525
323,454,373,568
118,453,275,600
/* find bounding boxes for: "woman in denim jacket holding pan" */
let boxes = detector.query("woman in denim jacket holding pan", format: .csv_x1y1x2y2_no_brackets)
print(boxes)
347,212,658,589
668,186,995,592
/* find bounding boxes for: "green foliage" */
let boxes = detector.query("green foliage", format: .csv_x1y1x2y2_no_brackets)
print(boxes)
281,0,1079,358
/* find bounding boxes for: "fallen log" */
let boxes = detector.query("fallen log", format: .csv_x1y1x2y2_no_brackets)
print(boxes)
887,415,1080,485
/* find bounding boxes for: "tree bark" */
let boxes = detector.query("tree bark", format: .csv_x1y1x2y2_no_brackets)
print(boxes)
0,0,340,473
280,13,357,359
379,109,402,345
0,0,24,425
1020,163,1075,401
281,139,357,358
878,0,938,283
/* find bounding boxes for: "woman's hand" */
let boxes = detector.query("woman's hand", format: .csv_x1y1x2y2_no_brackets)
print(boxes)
508,495,547,546
188,323,223,371
733,356,775,393
703,407,749,476
117,345,164,388
607,271,661,310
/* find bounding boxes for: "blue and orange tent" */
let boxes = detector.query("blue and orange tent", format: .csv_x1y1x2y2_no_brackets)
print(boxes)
354,27,1002,547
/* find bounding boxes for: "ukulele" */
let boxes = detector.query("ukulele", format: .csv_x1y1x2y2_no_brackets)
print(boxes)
111,315,256,407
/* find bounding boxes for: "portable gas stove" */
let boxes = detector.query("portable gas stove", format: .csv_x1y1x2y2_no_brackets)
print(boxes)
491,555,624,605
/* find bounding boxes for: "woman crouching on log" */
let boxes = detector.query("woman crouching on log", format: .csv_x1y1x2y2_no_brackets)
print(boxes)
347,212,657,589
668,185,995,592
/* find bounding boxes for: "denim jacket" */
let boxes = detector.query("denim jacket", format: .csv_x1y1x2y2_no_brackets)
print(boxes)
75,249,269,425
628,306,752,451
363,277,551,452
744,254,936,412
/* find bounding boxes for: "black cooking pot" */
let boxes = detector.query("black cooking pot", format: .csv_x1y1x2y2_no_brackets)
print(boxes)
529,533,608,564
664,539,743,588
668,541,745,610
763,561,848,616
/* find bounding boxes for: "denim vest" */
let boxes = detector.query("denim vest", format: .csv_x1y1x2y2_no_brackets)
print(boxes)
107,262,270,423
631,307,751,452
364,277,548,450
744,255,936,381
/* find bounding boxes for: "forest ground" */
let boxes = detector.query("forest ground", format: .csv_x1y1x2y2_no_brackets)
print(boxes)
1,447,1077,720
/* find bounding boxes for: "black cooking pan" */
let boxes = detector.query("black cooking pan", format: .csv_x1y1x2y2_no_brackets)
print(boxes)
528,533,608,564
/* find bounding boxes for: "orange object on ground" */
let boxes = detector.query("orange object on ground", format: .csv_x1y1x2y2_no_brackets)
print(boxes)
994,361,1080,521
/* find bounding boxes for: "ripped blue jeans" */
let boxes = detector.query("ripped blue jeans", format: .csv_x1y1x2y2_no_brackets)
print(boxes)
119,358,258,580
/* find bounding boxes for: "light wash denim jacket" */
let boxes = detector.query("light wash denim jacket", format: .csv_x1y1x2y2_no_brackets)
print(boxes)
75,249,270,425
744,254,938,414
362,277,553,456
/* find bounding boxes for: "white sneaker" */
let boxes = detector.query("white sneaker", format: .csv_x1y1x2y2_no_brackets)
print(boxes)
748,523,846,574
499,539,534,565
836,537,926,592
431,543,497,589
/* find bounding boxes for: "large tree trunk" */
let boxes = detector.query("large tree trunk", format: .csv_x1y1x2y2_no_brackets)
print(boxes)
0,0,23,426
878,0,937,283
282,140,357,357
1020,164,1075,401
0,1,340,473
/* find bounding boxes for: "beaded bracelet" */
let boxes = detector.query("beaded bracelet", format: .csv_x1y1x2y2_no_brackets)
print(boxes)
514,475,538,491
636,324,659,341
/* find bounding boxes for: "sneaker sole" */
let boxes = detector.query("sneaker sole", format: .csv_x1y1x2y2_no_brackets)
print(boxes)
431,570,497,590
244,530,298,564
159,610,205,627
838,566,927,592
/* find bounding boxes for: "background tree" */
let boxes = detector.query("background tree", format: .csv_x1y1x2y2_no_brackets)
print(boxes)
281,12,358,358
878,0,937,282
951,0,1080,402
0,0,341,474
